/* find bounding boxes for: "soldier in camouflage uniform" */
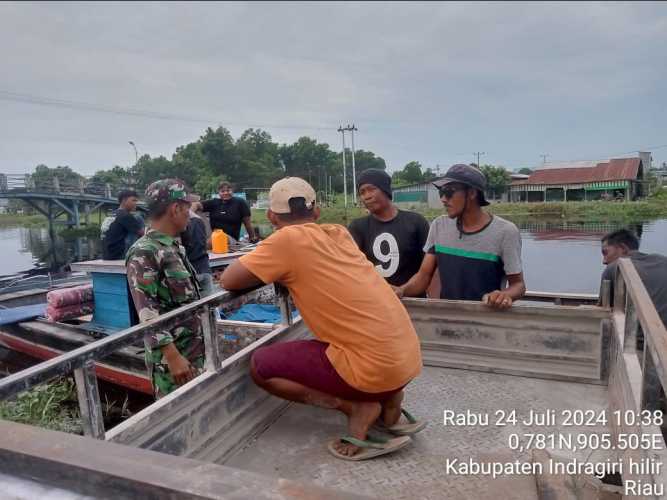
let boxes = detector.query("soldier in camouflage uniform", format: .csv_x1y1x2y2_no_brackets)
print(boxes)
126,179,204,398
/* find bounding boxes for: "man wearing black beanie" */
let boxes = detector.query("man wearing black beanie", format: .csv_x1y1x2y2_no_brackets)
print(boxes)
348,169,430,289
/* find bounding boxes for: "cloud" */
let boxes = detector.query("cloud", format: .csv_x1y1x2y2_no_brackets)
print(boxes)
0,1,665,174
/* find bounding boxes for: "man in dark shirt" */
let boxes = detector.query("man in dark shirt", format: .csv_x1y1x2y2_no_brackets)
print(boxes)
102,190,144,260
348,169,430,288
201,181,258,243
599,229,667,326
181,201,215,296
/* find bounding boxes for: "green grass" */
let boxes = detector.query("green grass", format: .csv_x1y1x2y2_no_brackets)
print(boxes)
58,224,102,238
253,188,667,226
487,194,667,223
0,375,137,433
0,377,82,434
0,213,49,227
251,203,367,226
0,211,107,234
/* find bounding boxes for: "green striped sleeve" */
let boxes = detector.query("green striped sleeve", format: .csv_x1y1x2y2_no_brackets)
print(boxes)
434,244,500,262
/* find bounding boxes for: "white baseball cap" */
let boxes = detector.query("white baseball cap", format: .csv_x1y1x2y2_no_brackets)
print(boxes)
269,177,316,214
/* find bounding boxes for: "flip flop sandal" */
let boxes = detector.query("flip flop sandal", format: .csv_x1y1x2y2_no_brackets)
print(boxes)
373,408,427,436
327,434,411,461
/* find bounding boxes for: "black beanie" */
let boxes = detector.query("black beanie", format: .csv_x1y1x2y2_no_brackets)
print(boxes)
356,169,392,200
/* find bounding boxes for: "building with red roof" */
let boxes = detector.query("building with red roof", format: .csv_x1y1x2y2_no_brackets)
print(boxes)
509,152,651,202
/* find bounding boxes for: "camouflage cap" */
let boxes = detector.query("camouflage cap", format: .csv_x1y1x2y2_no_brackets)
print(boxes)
145,178,198,210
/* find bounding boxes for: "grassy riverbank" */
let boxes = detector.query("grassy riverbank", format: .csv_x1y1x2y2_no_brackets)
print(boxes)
2,189,665,230
0,213,51,227
252,189,667,226
488,190,667,223
0,212,103,237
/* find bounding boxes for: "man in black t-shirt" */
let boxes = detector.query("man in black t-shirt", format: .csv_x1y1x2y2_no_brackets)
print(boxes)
201,181,258,242
102,190,144,260
348,169,430,287
181,201,215,296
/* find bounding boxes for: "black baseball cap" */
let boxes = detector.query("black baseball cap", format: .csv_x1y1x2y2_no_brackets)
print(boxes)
432,164,489,206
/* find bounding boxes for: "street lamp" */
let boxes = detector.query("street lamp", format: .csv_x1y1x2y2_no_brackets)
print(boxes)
128,141,139,188
128,141,138,164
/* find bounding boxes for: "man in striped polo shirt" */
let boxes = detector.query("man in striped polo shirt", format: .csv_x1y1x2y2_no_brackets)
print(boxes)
395,164,526,309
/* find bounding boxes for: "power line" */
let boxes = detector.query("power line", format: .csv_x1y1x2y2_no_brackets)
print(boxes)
0,89,335,131
3,89,666,162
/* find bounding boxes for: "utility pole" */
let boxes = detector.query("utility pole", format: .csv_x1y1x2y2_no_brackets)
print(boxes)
337,126,348,207
540,154,549,165
344,124,358,204
473,152,485,168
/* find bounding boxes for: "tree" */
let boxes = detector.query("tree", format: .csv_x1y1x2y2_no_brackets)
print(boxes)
402,161,424,184
392,161,424,186
279,137,337,193
422,167,437,182
199,126,237,181
25,128,393,203
348,150,387,174
234,129,283,194
479,165,511,200
517,168,533,175
30,164,83,190
131,155,175,190
194,173,225,199
89,166,132,188
171,141,208,189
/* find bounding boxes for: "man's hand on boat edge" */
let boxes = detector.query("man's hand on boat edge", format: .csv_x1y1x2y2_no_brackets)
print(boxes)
162,343,199,385
482,290,513,310
391,285,405,298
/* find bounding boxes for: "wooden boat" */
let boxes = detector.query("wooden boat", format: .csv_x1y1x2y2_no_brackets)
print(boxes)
0,249,260,395
2,259,661,499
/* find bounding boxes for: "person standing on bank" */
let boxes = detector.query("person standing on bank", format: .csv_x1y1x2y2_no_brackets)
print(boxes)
201,181,258,243
348,169,430,289
102,190,145,260
395,164,526,308
181,200,215,297
126,179,204,398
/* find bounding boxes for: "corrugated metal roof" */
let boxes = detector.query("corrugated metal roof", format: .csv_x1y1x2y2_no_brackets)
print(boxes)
538,160,600,170
525,158,641,185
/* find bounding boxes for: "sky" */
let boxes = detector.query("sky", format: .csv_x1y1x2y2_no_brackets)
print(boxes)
1,1,666,177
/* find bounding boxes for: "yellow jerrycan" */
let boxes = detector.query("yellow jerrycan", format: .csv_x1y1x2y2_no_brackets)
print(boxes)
211,230,229,254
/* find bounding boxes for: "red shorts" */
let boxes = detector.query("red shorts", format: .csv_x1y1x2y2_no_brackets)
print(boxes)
251,340,404,402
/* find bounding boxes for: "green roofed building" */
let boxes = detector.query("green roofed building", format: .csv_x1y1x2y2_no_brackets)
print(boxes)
508,152,651,203
393,179,443,209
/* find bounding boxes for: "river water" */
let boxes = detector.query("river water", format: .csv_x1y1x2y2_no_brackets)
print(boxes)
1,218,665,295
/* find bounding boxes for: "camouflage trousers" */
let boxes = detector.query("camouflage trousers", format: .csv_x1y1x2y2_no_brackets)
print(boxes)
152,355,205,398
145,330,206,399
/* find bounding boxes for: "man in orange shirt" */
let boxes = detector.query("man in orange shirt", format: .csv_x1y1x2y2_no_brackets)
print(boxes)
221,177,424,461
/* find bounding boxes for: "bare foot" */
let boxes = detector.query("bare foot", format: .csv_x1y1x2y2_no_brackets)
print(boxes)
332,400,382,457
380,390,404,427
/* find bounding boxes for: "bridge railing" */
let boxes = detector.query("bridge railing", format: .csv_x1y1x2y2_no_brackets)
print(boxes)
0,174,134,199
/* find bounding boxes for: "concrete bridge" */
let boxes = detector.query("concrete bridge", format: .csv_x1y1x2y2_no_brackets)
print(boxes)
0,173,132,227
